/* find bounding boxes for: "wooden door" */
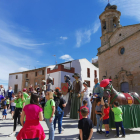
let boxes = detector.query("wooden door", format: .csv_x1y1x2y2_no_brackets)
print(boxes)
14,84,18,93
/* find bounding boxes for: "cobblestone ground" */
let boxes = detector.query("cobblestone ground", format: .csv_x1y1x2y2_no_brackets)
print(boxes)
0,109,140,140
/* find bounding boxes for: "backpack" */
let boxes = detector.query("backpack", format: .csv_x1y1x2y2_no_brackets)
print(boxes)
50,98,63,115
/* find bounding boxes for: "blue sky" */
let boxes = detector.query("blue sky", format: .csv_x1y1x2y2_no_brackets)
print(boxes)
0,0,140,90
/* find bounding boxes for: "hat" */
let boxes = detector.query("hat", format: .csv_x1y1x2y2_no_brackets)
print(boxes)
100,79,110,88
42,80,46,83
23,88,27,92
72,73,80,78
47,76,53,81
64,75,70,80
83,82,88,86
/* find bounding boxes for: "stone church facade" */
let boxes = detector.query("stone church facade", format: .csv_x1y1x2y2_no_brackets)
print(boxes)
97,3,140,94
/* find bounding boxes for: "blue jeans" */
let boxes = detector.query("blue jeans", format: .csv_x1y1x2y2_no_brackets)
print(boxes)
45,117,54,140
96,114,103,131
23,138,39,140
54,111,64,134
115,121,125,136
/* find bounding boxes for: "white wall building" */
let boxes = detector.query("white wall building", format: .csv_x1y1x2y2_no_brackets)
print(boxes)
46,58,99,93
8,73,23,93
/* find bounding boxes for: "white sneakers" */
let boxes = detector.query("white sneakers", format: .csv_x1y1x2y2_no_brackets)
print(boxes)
8,132,15,137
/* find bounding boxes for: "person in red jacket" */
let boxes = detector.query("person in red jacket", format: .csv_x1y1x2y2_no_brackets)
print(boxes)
100,96,110,137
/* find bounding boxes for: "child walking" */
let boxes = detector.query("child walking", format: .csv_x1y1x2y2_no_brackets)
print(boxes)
95,99,104,134
78,100,89,120
2,105,7,120
10,93,16,119
100,96,110,137
112,101,125,138
6,97,10,110
78,108,93,140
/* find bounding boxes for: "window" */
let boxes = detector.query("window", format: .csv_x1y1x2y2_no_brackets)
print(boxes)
53,78,54,85
25,82,28,87
84,80,90,87
42,70,44,75
87,68,90,78
26,74,28,78
16,75,18,79
94,70,97,78
120,48,125,55
119,47,125,55
35,72,38,77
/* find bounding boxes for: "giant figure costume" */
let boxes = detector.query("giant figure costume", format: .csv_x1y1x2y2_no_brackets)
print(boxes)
63,75,72,117
91,83,104,126
70,73,82,119
0,85,5,97
46,77,53,92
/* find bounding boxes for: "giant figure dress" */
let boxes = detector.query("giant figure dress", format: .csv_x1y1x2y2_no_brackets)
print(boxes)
82,88,91,119
63,78,72,117
70,80,82,119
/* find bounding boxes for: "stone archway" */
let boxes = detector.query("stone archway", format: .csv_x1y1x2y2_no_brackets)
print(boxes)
121,82,129,93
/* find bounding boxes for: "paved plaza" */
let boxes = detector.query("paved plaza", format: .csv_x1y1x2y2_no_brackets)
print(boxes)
0,110,140,140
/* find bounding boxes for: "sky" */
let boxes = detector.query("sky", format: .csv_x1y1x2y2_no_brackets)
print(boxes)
0,0,140,90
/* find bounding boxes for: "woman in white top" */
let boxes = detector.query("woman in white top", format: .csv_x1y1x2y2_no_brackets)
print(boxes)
81,82,91,119
10,93,16,119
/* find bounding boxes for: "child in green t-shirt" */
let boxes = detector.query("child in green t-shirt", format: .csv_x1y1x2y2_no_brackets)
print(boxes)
111,101,125,138
6,97,10,110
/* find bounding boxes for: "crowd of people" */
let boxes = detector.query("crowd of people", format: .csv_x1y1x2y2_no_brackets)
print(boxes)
0,73,126,140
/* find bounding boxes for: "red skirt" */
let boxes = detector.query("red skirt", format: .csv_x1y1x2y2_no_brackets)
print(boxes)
16,120,46,140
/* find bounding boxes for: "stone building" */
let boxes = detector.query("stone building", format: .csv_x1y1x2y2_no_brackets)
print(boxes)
97,3,140,93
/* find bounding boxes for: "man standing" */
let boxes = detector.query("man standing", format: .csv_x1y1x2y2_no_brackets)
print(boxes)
70,73,82,119
7,86,14,100
91,78,104,126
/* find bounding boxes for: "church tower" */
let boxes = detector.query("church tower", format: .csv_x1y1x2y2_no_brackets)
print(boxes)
99,2,121,46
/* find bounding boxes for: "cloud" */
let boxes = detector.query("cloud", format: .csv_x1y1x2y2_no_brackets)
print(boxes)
0,20,47,49
60,36,68,40
0,45,32,90
59,54,74,61
76,20,100,47
92,56,98,63
100,0,140,21
18,67,29,72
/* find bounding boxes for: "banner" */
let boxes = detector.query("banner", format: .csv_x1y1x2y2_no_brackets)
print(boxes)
61,83,68,95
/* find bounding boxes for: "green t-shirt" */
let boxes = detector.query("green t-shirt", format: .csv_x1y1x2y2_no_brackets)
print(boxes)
14,98,25,108
6,99,10,104
24,97,31,121
112,107,123,122
44,99,55,119
25,97,30,106
23,92,29,100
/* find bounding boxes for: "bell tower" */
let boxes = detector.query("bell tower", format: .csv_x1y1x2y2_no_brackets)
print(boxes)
99,2,121,46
